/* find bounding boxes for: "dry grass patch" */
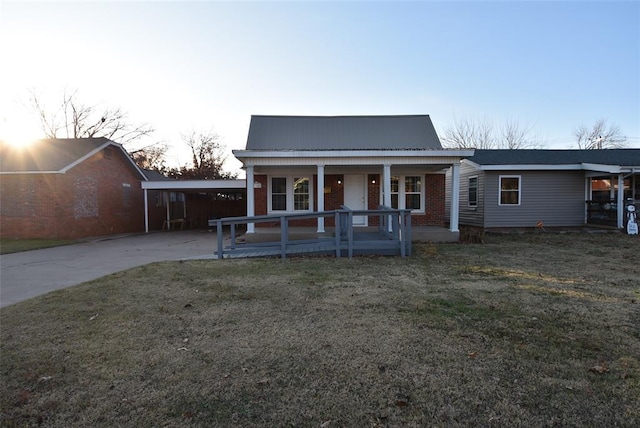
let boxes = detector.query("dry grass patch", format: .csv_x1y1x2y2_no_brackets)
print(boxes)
1,233,639,427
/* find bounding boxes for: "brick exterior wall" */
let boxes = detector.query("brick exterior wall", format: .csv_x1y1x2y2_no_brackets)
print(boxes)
1,148,145,239
252,172,446,228
419,174,446,226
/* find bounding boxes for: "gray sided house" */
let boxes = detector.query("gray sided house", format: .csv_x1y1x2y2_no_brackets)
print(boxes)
446,149,640,229
233,115,473,234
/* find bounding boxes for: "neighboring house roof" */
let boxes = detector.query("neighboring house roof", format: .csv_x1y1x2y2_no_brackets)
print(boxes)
143,169,174,181
467,149,640,173
245,115,443,150
0,138,148,179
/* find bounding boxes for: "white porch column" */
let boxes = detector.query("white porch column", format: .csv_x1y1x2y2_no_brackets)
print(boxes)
617,173,624,229
450,163,460,232
317,164,325,233
382,164,392,207
383,164,392,232
246,165,255,233
144,188,149,233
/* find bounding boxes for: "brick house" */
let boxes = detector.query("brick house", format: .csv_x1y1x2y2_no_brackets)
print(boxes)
1,138,150,239
232,115,473,233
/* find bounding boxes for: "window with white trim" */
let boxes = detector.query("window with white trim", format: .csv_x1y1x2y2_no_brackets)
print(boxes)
271,177,287,210
468,176,478,208
293,177,310,210
388,175,424,211
499,176,521,205
269,176,312,212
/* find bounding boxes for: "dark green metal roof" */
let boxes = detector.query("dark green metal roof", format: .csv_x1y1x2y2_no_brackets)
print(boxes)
469,149,640,167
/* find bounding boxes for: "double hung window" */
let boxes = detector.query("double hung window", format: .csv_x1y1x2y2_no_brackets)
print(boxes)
468,176,478,208
270,176,311,212
499,176,521,205
388,175,423,211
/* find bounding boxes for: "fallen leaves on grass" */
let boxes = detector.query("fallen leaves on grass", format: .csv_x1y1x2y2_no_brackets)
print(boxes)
589,362,609,374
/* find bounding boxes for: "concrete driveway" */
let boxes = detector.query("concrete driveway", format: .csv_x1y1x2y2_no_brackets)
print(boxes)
0,231,219,308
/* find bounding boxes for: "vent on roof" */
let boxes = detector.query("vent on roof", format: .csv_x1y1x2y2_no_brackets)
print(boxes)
103,147,113,159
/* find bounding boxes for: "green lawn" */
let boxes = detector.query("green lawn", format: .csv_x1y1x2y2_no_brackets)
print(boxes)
0,238,79,255
1,233,638,427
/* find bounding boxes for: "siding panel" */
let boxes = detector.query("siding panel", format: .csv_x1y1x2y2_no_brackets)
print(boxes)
446,163,485,227
484,171,586,227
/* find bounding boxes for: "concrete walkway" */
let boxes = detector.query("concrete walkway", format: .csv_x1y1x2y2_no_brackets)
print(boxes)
0,231,219,308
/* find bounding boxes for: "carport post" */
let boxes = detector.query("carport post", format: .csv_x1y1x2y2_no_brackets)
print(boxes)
165,191,171,229
144,188,149,233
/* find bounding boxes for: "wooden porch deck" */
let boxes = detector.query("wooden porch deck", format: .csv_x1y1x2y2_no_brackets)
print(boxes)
213,207,422,259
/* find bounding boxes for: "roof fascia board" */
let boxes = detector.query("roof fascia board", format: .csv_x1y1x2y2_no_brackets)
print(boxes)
141,180,246,190
580,163,629,174
478,164,584,171
59,141,113,173
0,171,63,175
461,158,482,169
241,157,469,168
60,141,148,180
233,149,474,158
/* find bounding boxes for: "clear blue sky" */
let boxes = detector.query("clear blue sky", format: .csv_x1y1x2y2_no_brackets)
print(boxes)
1,0,639,173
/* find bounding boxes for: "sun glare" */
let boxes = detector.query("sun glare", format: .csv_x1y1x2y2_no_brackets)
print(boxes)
0,117,40,149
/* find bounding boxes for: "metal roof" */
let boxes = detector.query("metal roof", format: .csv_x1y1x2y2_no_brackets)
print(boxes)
468,149,640,167
245,115,443,151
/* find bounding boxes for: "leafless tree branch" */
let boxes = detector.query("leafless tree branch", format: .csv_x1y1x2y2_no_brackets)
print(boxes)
28,89,154,147
574,119,627,149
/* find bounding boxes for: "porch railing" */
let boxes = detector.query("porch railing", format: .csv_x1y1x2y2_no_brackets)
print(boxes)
215,206,412,259
586,200,618,226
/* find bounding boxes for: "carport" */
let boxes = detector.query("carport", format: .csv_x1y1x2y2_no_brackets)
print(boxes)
141,179,246,232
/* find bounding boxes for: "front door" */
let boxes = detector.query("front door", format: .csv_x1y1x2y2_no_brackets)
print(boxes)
344,174,367,226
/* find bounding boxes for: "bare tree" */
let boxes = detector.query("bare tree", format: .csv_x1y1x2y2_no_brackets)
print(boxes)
168,131,237,180
574,119,627,149
441,117,494,149
130,144,168,172
28,89,154,147
500,119,544,149
441,117,542,149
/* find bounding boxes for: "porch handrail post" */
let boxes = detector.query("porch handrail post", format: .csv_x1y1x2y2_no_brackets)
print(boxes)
230,223,236,249
281,215,287,259
246,165,255,233
334,210,341,258
383,164,392,232
348,211,354,258
317,164,325,233
216,219,224,259
393,211,400,241
398,210,407,258
405,210,412,257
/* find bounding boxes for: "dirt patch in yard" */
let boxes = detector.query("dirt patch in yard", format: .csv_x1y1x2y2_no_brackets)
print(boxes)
1,233,639,426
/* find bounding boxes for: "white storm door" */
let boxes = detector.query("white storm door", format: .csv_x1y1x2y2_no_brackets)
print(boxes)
344,174,367,226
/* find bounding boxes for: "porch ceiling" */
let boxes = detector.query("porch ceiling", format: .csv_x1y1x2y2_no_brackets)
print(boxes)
141,179,246,193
